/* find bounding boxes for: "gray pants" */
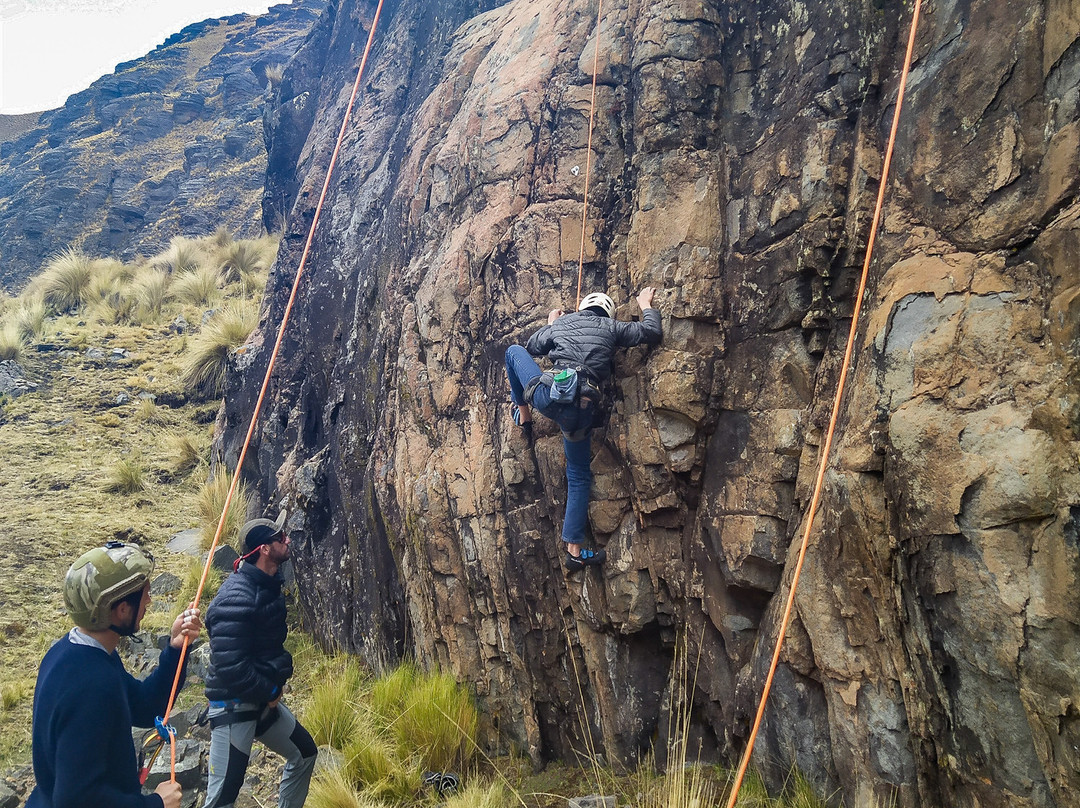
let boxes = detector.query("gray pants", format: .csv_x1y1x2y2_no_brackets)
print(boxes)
204,702,317,808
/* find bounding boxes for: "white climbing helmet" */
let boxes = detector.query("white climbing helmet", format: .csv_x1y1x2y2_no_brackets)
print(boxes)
578,292,615,318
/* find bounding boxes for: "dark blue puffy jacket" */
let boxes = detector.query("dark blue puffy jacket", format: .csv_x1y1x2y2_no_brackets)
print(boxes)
526,307,662,381
203,563,292,704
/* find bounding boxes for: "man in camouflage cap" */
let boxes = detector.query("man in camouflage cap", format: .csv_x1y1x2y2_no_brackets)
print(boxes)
27,541,202,808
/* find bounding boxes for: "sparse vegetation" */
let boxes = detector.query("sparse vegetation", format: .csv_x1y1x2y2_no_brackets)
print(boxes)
300,655,478,806
166,431,207,475
0,230,276,772
264,63,285,88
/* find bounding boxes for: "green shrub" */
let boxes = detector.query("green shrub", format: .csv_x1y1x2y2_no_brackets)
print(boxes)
182,304,256,396
342,731,421,803
197,472,247,550
39,248,95,312
15,299,47,342
0,681,28,712
172,265,221,307
106,457,148,494
0,322,24,362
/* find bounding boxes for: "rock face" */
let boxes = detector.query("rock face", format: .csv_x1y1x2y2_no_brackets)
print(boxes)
0,0,326,291
218,0,1080,806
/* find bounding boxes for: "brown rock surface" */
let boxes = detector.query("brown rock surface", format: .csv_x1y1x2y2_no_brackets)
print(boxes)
217,0,1080,805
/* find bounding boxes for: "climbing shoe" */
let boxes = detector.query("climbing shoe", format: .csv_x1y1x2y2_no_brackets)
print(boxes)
565,548,606,572
511,403,533,446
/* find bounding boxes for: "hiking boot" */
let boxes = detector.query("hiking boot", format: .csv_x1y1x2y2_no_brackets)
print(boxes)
565,548,606,572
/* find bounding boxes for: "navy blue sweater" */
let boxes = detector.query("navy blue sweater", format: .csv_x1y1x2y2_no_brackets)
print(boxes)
27,633,186,808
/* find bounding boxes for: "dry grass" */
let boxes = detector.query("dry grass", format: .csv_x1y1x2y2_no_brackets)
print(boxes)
197,472,248,551
37,248,96,313
0,321,24,362
182,303,257,396
106,456,149,494
172,265,221,307
15,299,47,342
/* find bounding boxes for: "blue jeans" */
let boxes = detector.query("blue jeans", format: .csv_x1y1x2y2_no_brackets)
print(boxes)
505,346,593,544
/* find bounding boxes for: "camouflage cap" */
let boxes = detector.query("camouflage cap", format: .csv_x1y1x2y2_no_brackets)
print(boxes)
63,541,155,630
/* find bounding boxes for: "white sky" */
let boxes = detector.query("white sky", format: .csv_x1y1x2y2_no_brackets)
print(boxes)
0,0,288,114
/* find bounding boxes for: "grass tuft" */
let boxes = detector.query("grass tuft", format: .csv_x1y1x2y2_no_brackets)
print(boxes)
182,303,256,396
442,780,506,808
38,248,95,313
133,267,172,321
106,457,149,494
15,299,47,342
307,659,370,750
219,241,266,284
308,765,384,808
166,432,206,475
394,669,479,772
0,322,25,362
172,265,221,307
197,472,248,550
152,237,201,274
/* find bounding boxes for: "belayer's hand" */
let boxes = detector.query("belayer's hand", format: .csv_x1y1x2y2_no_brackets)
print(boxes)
154,780,182,808
636,286,656,310
547,308,564,324
169,603,202,649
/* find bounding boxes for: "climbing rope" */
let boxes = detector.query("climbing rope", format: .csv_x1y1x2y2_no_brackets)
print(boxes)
723,2,924,805
575,0,604,309
153,0,387,782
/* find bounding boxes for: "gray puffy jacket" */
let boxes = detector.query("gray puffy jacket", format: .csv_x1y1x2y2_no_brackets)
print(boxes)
526,308,662,381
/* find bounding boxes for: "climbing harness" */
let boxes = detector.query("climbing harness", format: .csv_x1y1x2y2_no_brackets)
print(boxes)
154,0,388,783
575,0,604,309
723,1,925,806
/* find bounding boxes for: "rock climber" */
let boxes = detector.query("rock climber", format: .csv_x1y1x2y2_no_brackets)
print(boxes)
505,286,662,571
28,541,202,808
202,510,317,808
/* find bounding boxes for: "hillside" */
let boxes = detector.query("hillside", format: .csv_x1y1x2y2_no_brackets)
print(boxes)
0,0,326,291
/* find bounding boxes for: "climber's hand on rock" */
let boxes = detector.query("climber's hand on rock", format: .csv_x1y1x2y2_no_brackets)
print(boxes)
636,287,656,310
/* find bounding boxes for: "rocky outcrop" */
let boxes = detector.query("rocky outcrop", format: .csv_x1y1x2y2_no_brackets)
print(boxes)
218,0,1080,806
0,0,325,291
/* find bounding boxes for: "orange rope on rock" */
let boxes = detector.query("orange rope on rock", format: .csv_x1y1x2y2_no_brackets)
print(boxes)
158,0,387,782
575,0,604,309
723,2,924,805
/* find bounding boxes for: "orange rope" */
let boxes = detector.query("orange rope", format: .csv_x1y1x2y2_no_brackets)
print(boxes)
723,2,923,805
575,0,604,309
159,0,387,781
